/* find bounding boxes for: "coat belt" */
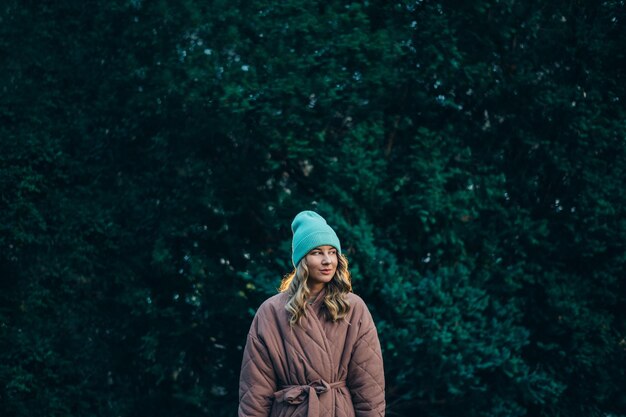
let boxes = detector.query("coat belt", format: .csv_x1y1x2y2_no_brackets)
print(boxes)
273,379,347,417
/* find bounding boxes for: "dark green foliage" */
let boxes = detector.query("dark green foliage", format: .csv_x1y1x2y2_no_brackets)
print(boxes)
1,1,624,416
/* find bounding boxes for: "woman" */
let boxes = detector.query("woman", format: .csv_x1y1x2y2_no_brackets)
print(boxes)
238,210,385,417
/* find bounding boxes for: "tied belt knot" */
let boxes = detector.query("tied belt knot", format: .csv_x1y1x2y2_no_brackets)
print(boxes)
273,379,347,417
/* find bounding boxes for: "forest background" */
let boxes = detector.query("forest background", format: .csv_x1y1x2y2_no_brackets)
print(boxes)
1,1,625,416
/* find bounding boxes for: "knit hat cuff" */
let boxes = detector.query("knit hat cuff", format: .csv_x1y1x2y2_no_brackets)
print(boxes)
292,230,341,267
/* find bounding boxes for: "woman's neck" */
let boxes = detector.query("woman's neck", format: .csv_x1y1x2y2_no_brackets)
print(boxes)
307,283,325,295
307,284,325,303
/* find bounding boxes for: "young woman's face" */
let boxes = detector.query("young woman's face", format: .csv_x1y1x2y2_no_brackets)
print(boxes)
304,245,338,290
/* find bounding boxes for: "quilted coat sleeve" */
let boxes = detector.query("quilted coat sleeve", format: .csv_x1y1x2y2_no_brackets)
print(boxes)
238,311,278,417
347,301,386,417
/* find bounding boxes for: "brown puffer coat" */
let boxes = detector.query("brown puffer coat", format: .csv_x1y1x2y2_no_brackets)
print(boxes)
238,287,385,417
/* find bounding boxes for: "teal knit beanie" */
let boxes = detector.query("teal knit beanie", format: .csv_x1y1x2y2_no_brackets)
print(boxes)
291,211,341,267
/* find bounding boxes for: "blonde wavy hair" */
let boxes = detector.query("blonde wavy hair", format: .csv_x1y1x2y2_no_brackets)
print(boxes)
279,253,352,326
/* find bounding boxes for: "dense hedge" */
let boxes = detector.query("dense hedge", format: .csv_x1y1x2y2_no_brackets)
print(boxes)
1,1,625,416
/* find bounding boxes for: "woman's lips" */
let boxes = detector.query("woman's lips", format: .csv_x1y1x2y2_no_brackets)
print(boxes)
320,269,333,274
